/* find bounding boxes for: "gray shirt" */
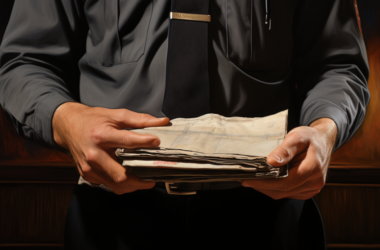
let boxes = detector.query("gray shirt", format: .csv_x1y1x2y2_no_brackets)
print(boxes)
0,0,370,151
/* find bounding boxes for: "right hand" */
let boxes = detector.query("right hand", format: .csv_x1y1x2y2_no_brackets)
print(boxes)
52,102,170,195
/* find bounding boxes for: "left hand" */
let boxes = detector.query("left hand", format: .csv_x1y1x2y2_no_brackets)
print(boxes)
241,118,338,200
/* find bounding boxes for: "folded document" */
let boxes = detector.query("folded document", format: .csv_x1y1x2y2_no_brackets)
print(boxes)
115,110,289,183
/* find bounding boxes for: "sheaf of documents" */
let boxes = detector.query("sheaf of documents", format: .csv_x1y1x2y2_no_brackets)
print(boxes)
116,110,288,183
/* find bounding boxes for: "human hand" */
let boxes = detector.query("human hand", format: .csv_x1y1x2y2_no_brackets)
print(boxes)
52,102,170,195
241,118,338,200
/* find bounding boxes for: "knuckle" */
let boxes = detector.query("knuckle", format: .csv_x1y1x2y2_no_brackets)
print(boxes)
113,175,128,188
287,130,309,146
138,113,151,122
286,131,299,141
297,136,309,147
276,146,292,159
81,165,92,176
115,109,128,121
90,128,105,145
84,149,98,164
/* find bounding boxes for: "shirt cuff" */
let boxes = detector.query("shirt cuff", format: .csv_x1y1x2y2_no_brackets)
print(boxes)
33,92,76,148
78,176,112,192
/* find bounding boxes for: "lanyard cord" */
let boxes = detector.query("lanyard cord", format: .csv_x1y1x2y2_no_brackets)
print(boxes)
265,0,271,30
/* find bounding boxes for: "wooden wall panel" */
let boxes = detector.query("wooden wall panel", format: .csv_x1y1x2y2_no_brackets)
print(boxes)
0,184,74,245
0,105,73,164
330,0,380,168
315,185,380,244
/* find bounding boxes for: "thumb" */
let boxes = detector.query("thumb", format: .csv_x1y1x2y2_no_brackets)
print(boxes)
267,132,310,167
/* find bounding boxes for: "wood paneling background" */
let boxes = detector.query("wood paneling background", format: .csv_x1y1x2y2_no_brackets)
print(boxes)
330,0,380,168
315,184,380,244
0,184,74,244
0,0,379,249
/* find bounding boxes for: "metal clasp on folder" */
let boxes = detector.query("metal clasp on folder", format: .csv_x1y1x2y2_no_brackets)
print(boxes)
170,12,211,22
165,182,196,195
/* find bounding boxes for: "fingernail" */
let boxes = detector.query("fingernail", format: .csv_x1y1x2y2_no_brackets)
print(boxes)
152,139,160,147
270,154,282,163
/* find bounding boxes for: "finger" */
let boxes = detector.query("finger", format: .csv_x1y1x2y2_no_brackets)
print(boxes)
71,151,103,185
105,146,156,191
241,160,311,192
81,175,103,185
76,158,106,184
83,149,155,194
116,173,157,191
97,128,161,148
241,145,320,191
267,129,310,167
111,109,170,129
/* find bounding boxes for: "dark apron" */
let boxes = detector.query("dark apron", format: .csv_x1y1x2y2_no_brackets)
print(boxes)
64,184,325,250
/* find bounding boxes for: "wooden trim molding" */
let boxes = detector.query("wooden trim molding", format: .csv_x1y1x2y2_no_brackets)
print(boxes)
325,183,380,187
330,164,380,169
328,244,380,248
0,161,75,167
326,168,380,184
0,244,63,247
0,244,63,250
0,164,79,183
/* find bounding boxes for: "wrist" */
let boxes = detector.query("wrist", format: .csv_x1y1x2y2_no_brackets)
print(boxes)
52,102,89,149
309,118,338,150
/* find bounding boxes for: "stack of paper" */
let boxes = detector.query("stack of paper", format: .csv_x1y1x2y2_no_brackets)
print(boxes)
115,110,288,183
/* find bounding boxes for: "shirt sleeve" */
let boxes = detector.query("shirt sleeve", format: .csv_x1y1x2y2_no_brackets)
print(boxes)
0,0,88,147
292,0,370,151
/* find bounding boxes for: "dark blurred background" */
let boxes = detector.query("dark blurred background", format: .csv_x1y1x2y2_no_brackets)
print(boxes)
0,0,379,249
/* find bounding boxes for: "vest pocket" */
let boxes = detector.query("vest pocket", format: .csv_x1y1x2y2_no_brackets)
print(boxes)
226,0,252,67
118,0,153,63
85,0,153,66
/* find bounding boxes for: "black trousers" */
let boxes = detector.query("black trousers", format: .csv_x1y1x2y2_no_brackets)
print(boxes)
64,185,326,250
